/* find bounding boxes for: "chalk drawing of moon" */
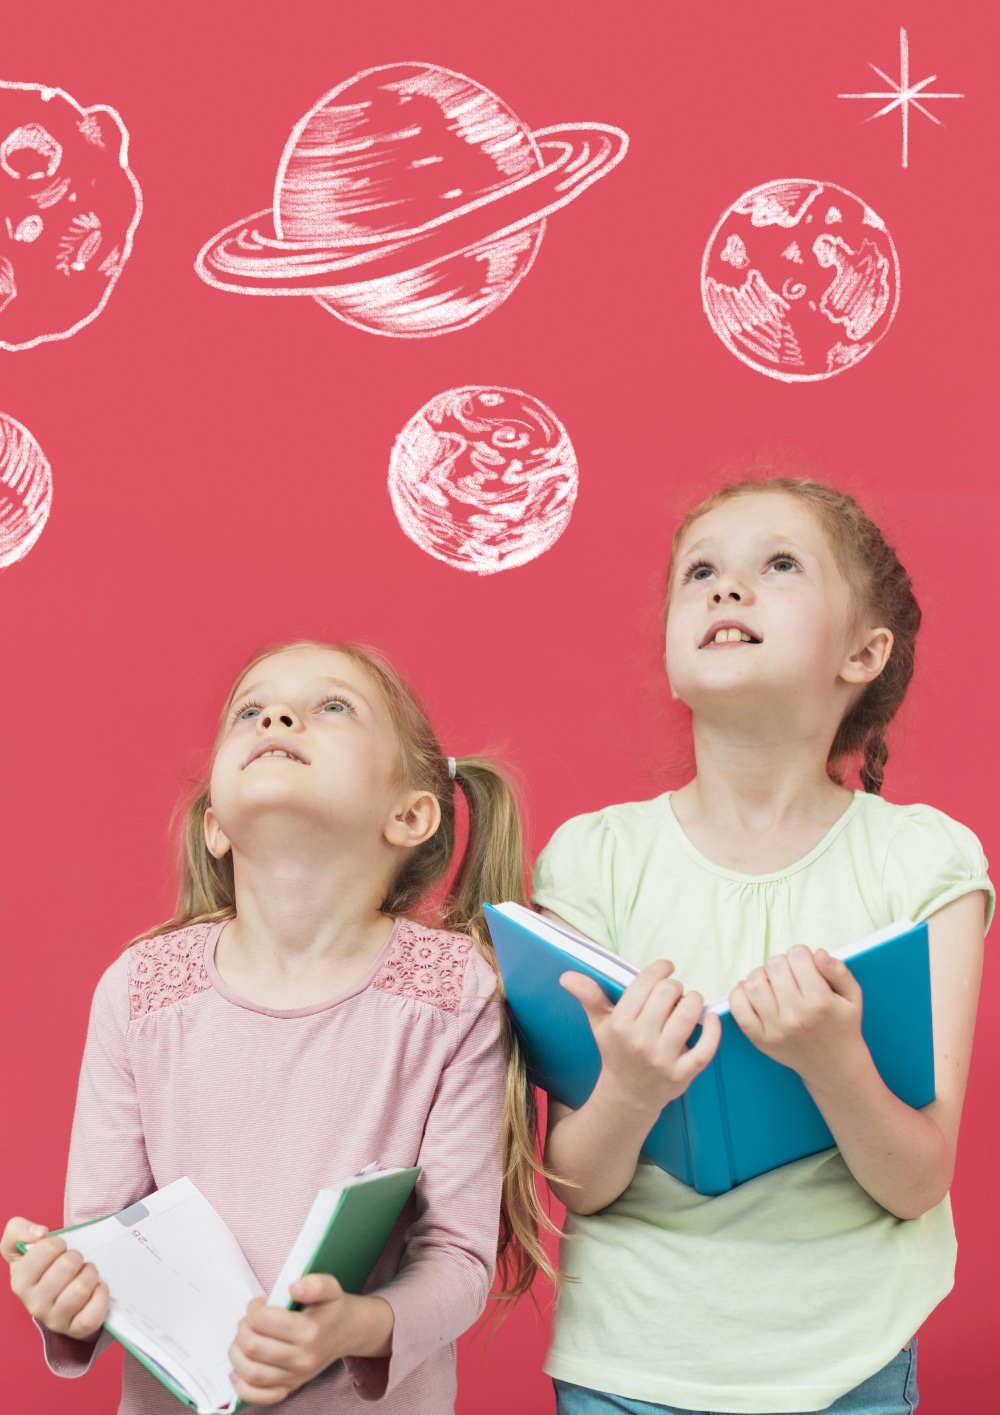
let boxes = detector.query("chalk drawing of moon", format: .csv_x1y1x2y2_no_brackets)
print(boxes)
701,179,900,381
388,387,578,574
0,412,52,568
0,80,142,351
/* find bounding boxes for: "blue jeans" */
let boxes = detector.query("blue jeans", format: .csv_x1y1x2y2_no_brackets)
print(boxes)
553,1339,918,1415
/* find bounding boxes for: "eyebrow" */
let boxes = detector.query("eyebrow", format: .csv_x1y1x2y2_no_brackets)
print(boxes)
233,675,375,714
681,532,808,556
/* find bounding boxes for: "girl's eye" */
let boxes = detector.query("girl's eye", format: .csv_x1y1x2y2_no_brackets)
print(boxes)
232,700,262,722
320,696,354,715
769,554,801,573
684,559,715,582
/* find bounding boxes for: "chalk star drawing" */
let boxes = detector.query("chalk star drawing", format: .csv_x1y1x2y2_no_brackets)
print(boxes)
388,387,577,572
0,412,51,569
838,28,963,168
197,63,627,337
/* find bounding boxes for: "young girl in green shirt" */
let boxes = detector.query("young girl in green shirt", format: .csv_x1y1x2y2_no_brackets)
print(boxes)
532,477,992,1415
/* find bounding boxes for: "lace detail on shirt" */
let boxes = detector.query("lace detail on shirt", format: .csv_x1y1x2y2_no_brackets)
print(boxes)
128,924,214,1019
372,919,474,1016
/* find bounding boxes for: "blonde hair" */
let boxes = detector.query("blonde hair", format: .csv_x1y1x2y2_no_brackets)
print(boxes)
663,475,921,794
135,639,558,1303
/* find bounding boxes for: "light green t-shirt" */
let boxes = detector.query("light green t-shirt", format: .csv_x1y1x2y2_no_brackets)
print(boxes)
531,789,994,1414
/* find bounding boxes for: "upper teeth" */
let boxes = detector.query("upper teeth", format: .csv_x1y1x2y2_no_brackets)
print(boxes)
258,749,298,760
712,628,754,643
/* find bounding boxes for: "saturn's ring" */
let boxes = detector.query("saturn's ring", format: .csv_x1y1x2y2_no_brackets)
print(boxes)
196,123,628,294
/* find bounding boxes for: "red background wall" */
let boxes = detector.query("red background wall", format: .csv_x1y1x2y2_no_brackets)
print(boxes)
2,1,997,1410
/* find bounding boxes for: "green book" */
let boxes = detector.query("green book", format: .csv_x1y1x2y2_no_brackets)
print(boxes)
21,1165,419,1413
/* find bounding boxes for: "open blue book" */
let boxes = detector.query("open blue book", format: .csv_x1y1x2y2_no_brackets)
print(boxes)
484,902,935,1195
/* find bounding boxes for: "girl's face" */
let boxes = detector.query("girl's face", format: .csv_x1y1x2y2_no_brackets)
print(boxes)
205,646,419,856
665,491,869,715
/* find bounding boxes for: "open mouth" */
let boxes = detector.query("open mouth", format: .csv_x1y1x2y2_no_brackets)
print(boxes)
700,625,762,648
243,739,309,768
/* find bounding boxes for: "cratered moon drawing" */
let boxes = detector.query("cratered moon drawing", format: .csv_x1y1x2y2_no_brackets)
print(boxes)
0,80,142,350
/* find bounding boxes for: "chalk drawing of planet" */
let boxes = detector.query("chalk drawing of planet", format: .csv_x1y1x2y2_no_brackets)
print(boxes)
0,80,142,350
388,387,578,573
701,180,900,381
196,63,628,337
0,412,52,568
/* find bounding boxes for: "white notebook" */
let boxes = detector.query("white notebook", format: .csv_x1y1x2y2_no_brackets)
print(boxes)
34,1165,418,1413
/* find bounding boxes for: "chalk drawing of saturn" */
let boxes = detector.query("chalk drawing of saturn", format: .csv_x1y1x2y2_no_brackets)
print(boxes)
195,63,628,337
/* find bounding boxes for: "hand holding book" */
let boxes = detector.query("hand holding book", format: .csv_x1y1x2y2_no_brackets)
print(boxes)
729,945,866,1085
485,903,934,1194
227,1275,394,1408
2,1219,108,1344
5,1165,419,1413
557,959,722,1121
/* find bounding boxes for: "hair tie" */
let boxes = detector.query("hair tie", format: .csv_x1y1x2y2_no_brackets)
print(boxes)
447,756,457,780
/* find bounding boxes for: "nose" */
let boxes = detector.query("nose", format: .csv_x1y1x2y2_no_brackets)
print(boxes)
258,704,299,730
710,566,751,605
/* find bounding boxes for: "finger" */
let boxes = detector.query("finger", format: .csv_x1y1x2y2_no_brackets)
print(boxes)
785,945,833,1006
234,1324,299,1370
26,1247,85,1313
654,990,706,1059
729,982,764,1039
243,1302,306,1343
630,975,685,1041
763,953,803,1019
11,1235,68,1293
675,1009,723,1080
2,1219,48,1264
558,972,616,1029
66,1281,109,1340
615,960,678,1023
741,967,778,1032
229,1368,292,1406
240,1308,301,1352
815,950,863,1003
290,1272,344,1306
48,1262,101,1330
229,1338,295,1389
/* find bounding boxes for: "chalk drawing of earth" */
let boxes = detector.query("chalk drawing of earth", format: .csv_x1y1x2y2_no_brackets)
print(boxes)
701,179,900,381
388,387,577,573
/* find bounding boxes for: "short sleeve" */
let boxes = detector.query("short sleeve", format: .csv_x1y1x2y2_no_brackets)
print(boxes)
882,804,995,933
531,811,620,950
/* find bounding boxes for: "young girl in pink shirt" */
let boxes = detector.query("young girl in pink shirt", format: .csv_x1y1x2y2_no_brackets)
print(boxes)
3,639,549,1413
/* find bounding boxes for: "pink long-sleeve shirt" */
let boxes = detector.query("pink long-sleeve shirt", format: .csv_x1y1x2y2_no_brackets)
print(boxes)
40,915,507,1414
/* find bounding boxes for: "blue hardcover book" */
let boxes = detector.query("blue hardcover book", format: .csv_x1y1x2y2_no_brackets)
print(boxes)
484,902,935,1195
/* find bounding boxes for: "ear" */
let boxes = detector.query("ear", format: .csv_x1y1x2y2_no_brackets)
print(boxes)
203,804,232,860
384,790,441,851
839,625,894,687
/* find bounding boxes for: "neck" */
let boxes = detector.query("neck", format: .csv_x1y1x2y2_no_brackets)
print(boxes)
223,831,397,973
677,711,850,830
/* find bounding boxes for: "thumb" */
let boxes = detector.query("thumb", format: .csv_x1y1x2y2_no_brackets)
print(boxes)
2,1219,48,1264
291,1273,344,1306
815,950,862,1002
559,971,615,1027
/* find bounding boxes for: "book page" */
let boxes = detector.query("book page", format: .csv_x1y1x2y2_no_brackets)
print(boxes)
495,903,639,985
64,1179,262,1411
